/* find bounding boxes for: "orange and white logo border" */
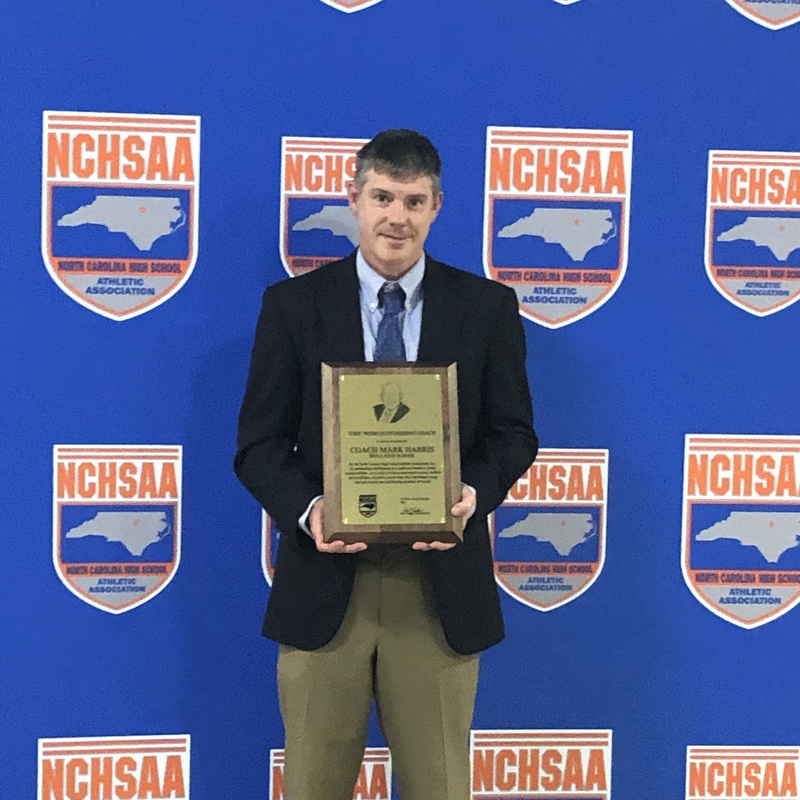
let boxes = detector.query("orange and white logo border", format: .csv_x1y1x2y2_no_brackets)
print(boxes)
38,734,191,800
482,126,632,329
705,149,800,317
41,110,200,321
262,509,277,586
319,0,383,10
723,0,800,30
279,135,366,277
52,444,183,614
270,746,391,798
686,745,800,800
682,433,800,629
492,448,608,613
471,729,613,799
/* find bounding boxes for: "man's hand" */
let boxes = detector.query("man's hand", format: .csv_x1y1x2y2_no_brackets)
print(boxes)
412,485,477,552
309,498,368,554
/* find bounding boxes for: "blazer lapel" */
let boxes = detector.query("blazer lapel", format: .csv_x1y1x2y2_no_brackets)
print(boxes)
418,256,463,364
314,253,365,362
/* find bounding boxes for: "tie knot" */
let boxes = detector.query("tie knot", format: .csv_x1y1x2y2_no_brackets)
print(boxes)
379,283,406,316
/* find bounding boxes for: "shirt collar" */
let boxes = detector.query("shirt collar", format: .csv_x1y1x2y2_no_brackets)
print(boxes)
356,249,425,313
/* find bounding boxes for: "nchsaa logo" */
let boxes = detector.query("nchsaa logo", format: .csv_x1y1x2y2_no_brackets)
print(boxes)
471,729,612,798
687,746,799,800
706,150,800,316
483,126,632,328
38,734,190,800
723,0,800,30
270,747,391,799
42,111,200,320
53,445,182,613
280,136,367,277
682,435,800,628
492,449,608,611
319,0,383,10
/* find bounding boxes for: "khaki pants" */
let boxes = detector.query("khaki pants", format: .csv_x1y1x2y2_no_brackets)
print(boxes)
277,548,479,800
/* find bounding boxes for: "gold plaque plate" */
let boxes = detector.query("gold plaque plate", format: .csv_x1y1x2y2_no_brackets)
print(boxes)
321,362,462,544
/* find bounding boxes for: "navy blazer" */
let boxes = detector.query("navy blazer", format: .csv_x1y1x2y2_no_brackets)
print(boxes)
235,253,538,654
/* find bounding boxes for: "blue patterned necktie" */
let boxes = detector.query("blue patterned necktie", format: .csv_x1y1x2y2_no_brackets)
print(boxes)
374,282,407,361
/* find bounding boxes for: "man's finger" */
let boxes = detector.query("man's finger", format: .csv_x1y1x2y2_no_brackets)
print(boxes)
451,485,477,522
450,501,476,520
317,540,368,554
309,498,326,545
412,541,457,551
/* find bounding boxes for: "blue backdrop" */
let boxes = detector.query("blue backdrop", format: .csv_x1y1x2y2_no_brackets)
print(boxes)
3,1,800,798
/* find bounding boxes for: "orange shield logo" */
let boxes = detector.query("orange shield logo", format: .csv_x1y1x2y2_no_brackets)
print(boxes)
39,735,190,800
280,136,366,276
270,747,391,799
724,0,800,29
471,729,612,798
42,111,200,320
705,150,800,316
53,445,182,613
484,126,632,328
683,434,800,628
319,0,383,10
492,449,608,611
687,746,800,800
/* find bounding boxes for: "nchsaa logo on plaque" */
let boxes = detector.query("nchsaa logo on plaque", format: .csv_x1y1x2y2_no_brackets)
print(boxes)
682,435,800,628
270,748,391,799
723,0,800,30
471,730,612,798
53,445,182,613
38,735,190,800
686,746,799,800
484,126,632,328
280,136,367,277
42,111,200,320
492,449,608,611
706,150,800,316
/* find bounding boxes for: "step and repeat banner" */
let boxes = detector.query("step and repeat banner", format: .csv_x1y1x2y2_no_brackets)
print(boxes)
3,1,800,798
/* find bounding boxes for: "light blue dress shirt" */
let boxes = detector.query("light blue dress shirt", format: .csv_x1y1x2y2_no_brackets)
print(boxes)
356,249,424,361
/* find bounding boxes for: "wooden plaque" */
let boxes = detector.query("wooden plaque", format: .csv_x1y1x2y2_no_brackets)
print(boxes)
321,362,462,544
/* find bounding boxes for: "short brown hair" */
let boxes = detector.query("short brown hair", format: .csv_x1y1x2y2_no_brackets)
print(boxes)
354,129,442,195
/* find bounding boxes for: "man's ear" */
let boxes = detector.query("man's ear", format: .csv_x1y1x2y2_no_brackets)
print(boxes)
346,181,360,213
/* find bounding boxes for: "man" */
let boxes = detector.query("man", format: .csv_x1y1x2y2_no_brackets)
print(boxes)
235,129,537,800
373,381,410,423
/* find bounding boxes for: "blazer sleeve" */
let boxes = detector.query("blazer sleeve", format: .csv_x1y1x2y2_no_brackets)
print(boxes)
460,287,538,518
234,284,322,536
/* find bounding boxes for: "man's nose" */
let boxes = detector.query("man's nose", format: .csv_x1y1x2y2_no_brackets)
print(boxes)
387,199,407,224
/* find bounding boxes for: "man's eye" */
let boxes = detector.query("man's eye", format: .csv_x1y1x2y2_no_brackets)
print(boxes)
376,194,390,203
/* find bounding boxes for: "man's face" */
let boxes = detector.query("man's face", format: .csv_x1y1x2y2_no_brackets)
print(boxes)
381,383,401,408
347,170,442,279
